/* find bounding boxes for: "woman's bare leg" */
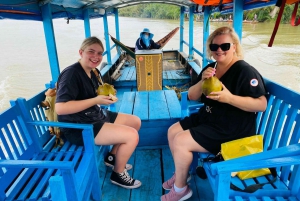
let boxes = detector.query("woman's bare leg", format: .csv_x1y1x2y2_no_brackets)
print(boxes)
172,130,208,187
167,122,184,155
108,113,141,155
95,123,139,173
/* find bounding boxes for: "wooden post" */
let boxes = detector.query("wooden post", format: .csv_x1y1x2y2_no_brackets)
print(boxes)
41,3,60,82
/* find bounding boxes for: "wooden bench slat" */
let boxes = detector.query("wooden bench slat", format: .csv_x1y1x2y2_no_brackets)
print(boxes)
4,126,22,159
149,91,169,120
257,95,275,135
164,90,181,119
28,146,82,200
119,91,136,114
134,91,149,120
42,147,84,199
15,116,32,148
0,96,102,201
0,128,15,160
4,150,52,200
270,103,289,149
19,152,66,199
127,67,135,81
118,66,131,81
9,120,27,154
265,78,300,108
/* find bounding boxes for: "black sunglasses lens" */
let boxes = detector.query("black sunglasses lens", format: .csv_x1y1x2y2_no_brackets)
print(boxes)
220,43,231,51
209,44,218,51
209,43,231,51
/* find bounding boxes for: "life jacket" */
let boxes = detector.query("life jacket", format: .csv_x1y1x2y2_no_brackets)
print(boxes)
268,0,300,47
191,0,232,6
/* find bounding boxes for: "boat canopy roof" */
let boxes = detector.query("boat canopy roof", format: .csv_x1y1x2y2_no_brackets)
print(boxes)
1,0,276,21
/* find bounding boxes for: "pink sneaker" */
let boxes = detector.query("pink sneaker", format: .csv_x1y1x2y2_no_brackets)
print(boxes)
162,173,191,190
161,186,193,201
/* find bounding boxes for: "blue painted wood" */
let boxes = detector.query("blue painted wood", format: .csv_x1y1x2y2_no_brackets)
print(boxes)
179,6,184,52
138,125,169,146
0,92,102,201
162,147,175,184
131,149,162,201
102,166,131,201
163,70,168,79
41,3,60,82
118,66,132,81
189,61,202,75
49,176,68,201
164,90,181,119
149,91,169,120
101,53,121,76
18,145,77,199
119,91,135,114
83,9,91,38
103,12,111,64
114,9,120,41
188,6,194,60
233,0,244,41
203,6,210,67
126,66,136,81
134,91,149,120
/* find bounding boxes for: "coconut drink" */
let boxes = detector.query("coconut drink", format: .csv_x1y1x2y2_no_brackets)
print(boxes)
202,76,222,96
97,83,118,101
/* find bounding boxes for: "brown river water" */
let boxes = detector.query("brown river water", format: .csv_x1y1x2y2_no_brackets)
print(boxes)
0,17,299,111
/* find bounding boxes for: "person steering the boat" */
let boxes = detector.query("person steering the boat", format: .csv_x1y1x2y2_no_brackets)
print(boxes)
161,26,267,201
135,28,161,51
55,36,142,189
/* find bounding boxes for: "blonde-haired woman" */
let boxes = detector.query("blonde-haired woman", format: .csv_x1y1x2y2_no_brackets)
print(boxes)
161,26,267,201
56,36,141,189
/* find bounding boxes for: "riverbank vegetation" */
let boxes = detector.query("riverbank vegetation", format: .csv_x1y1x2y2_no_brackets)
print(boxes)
119,3,300,24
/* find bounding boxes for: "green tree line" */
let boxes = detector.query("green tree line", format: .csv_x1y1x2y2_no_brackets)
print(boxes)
119,3,300,24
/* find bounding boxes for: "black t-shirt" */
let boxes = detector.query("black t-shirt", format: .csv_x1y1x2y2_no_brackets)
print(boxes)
196,60,267,140
56,62,105,123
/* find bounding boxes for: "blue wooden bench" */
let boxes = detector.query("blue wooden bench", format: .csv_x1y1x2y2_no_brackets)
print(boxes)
118,90,182,147
0,90,105,201
180,78,300,201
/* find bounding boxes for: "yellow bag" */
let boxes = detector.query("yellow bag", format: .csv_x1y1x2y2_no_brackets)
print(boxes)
221,135,271,180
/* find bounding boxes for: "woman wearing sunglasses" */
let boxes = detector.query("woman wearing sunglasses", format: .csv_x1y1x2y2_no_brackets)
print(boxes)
161,26,267,201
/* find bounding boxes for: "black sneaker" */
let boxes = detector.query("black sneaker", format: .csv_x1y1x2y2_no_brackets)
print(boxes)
104,152,132,170
110,170,141,189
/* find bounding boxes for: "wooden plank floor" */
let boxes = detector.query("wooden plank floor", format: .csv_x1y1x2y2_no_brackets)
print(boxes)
99,147,214,201
114,66,190,87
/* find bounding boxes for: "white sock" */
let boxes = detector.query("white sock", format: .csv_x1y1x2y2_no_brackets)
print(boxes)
174,184,187,193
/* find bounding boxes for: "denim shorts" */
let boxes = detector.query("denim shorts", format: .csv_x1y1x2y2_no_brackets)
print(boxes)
62,110,118,146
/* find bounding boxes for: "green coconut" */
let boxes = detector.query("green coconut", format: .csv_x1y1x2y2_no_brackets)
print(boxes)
202,76,222,96
97,83,117,100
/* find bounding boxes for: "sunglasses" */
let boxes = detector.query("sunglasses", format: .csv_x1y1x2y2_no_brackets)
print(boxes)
209,43,233,51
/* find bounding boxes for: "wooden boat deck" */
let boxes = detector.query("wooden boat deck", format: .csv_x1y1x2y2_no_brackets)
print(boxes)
113,66,190,87
99,147,214,201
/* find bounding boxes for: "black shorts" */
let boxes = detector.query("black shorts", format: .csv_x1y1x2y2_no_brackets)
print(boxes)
180,113,222,155
62,110,118,146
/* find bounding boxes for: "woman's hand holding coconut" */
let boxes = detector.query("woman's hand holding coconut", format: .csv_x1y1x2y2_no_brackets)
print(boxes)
207,83,233,103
